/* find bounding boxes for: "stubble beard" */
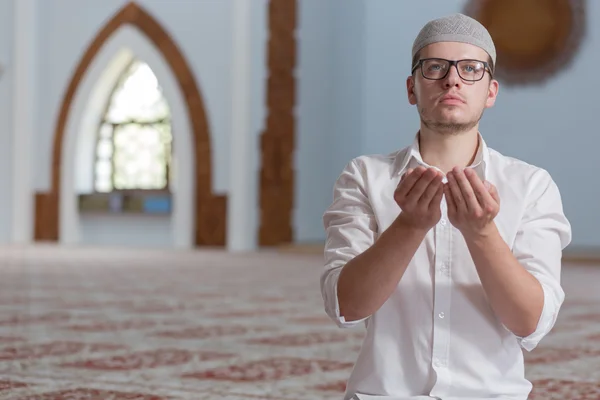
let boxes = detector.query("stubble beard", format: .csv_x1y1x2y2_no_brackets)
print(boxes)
418,105,484,136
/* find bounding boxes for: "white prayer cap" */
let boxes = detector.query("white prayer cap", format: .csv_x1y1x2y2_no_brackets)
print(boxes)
412,13,496,70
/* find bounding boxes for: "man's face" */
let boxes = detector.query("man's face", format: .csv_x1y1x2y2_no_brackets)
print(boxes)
407,42,499,135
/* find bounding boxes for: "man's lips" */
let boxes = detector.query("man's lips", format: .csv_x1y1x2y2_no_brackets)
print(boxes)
440,94,465,104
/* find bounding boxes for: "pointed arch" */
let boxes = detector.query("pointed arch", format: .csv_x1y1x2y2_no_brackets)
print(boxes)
34,1,226,246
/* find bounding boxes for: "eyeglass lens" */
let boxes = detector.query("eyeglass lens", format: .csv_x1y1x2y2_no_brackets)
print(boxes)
421,59,485,81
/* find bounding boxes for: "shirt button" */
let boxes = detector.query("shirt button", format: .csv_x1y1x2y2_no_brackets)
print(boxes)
440,219,447,225
438,312,445,319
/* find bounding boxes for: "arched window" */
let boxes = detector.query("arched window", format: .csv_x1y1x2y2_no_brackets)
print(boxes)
94,60,173,193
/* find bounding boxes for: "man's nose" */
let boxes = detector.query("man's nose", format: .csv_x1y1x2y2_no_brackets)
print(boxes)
443,65,461,88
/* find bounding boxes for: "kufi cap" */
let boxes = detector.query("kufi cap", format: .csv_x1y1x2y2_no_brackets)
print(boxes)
412,13,496,70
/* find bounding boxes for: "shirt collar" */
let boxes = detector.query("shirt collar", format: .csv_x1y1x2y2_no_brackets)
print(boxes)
395,131,490,180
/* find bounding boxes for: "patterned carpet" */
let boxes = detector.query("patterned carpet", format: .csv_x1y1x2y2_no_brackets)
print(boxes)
0,245,598,399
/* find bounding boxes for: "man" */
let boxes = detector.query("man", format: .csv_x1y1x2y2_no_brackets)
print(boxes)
321,13,571,400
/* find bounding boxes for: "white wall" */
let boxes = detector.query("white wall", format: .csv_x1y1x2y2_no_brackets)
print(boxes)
227,0,267,251
35,0,233,194
30,0,252,248
0,0,14,242
66,27,194,248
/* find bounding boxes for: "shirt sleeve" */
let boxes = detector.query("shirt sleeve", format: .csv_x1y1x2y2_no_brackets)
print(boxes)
321,158,378,328
510,169,572,352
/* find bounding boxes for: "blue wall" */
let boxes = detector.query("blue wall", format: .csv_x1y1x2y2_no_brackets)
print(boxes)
295,0,334,243
296,0,599,249
295,0,367,242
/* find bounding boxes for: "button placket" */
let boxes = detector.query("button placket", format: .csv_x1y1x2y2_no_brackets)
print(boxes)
431,200,452,395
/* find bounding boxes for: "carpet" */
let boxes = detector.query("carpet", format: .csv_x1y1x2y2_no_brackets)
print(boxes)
0,245,598,399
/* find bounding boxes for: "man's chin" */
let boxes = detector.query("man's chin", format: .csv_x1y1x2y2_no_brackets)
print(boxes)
432,116,468,127
421,116,478,135
435,109,466,121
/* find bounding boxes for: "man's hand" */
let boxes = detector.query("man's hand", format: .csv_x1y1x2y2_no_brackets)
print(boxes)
444,166,500,239
394,166,445,230
444,166,547,338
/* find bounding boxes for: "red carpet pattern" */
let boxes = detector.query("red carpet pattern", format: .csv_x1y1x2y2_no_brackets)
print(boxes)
0,245,598,399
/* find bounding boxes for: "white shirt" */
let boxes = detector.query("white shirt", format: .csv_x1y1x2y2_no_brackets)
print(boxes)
321,133,571,400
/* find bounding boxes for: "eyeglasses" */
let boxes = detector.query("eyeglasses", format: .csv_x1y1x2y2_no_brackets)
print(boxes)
411,58,492,82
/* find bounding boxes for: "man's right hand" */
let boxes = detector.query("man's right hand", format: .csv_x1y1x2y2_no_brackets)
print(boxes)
393,166,445,230
335,165,445,322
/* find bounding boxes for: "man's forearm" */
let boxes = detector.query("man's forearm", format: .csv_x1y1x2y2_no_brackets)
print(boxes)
337,218,427,322
464,223,544,338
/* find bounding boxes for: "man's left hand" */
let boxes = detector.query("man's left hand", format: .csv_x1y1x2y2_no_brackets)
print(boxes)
444,167,500,239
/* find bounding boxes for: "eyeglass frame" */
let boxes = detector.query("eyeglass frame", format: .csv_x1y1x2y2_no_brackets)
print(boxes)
411,58,493,82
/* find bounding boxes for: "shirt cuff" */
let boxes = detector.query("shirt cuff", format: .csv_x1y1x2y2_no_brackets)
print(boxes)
322,267,369,328
513,279,563,352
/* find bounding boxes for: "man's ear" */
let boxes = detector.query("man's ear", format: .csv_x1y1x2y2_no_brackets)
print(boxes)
407,75,417,105
485,78,499,109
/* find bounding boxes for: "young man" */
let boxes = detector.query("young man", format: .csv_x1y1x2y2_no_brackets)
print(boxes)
321,13,571,400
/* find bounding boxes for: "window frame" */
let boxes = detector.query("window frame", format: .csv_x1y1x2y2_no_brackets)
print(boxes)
93,59,173,195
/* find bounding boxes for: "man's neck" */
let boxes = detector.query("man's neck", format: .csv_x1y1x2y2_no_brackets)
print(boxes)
418,126,480,174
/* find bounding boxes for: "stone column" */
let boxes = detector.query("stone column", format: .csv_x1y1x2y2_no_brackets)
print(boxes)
227,0,258,251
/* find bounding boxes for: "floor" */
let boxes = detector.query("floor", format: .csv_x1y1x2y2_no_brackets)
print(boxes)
0,245,598,399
